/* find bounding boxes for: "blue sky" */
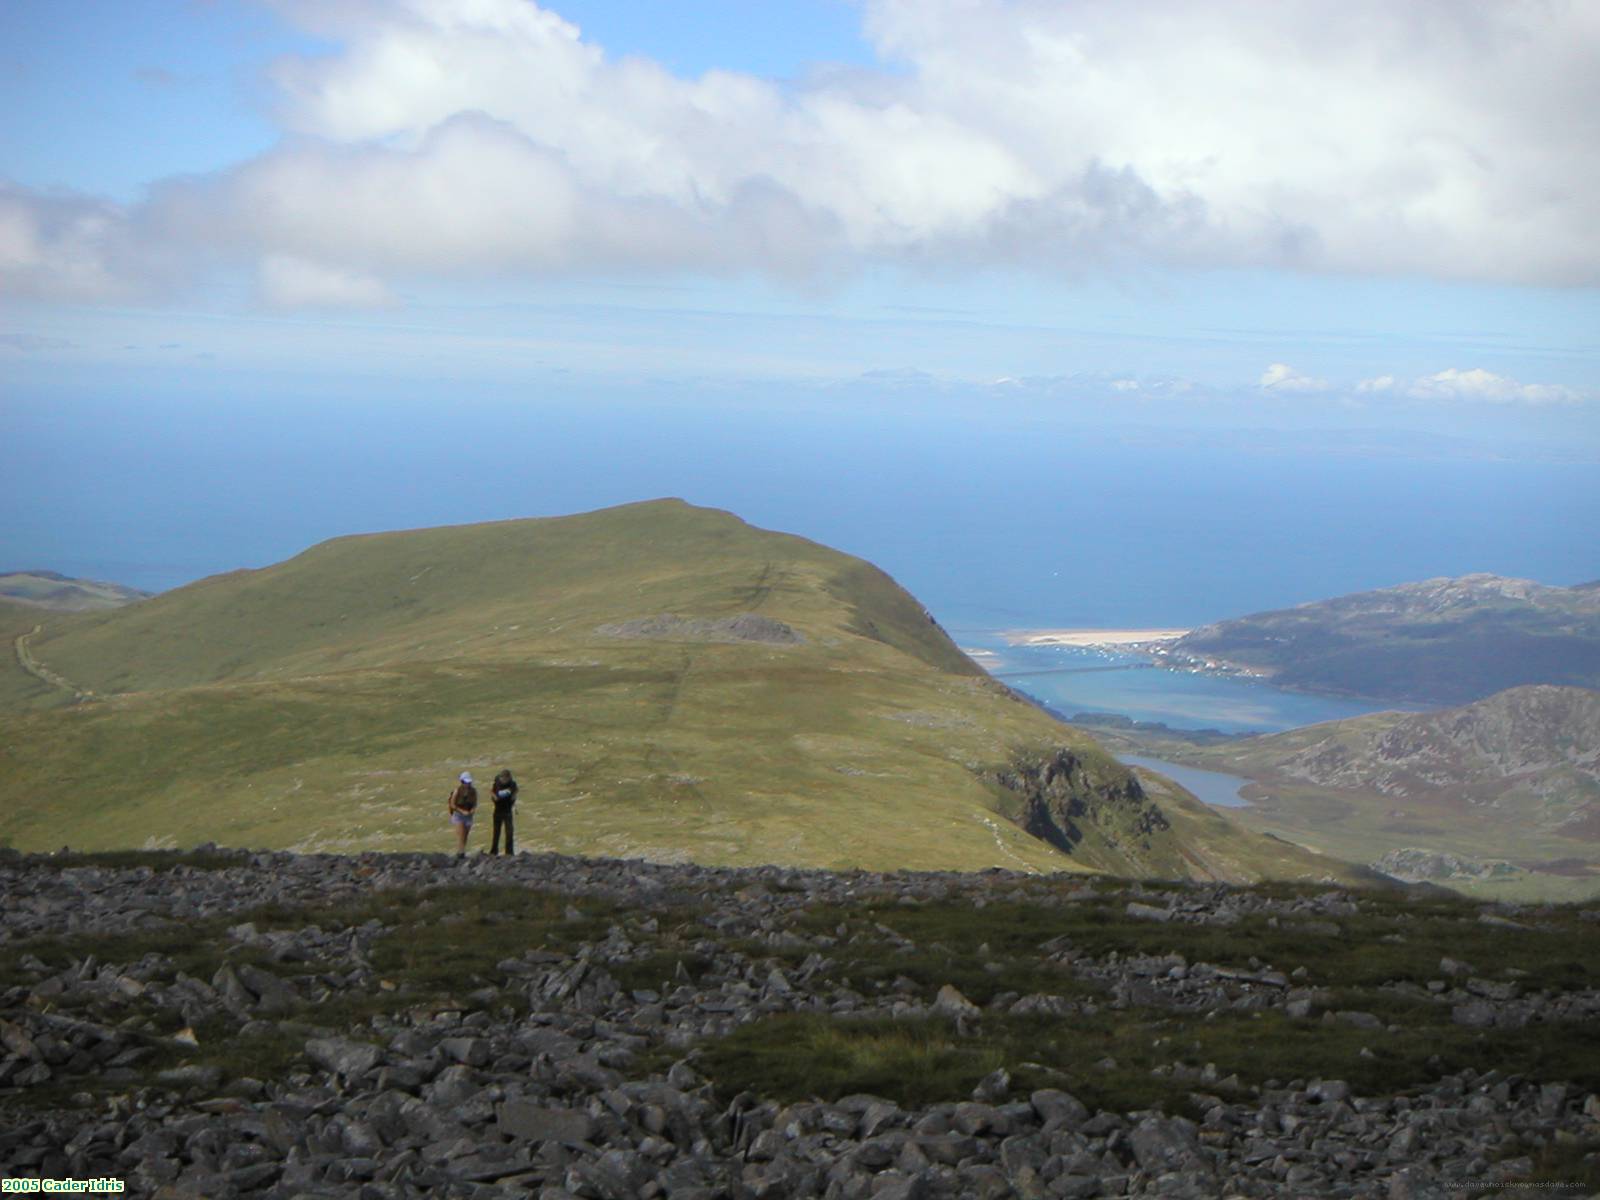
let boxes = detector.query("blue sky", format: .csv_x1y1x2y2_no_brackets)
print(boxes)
1,0,1597,445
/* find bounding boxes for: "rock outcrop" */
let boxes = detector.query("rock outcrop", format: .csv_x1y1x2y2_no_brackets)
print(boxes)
990,749,1173,864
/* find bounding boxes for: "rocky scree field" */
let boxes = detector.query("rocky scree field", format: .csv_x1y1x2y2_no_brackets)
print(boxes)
1,847,1598,1198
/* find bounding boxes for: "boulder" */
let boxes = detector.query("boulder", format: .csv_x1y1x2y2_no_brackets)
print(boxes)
305,1036,381,1079
497,1100,596,1145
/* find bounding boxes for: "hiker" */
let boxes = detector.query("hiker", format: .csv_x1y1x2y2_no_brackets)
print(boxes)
490,768,519,855
447,772,478,854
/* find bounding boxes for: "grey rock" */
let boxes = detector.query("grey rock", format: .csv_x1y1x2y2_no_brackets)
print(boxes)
210,964,256,1014
870,1172,927,1200
440,1036,492,1067
499,1101,596,1145
860,1101,903,1139
1009,994,1075,1018
916,1133,982,1165
1126,902,1172,922
1308,1079,1351,1104
952,1103,1006,1136
972,1067,1011,1102
1127,1115,1211,1177
426,1064,483,1106
1466,977,1520,1001
957,1165,1015,1199
1452,1001,1497,1028
1051,1175,1099,1199
931,984,980,1020
1538,1081,1569,1117
999,1132,1048,1182
304,1036,381,1078
1030,1089,1089,1129
236,963,300,1013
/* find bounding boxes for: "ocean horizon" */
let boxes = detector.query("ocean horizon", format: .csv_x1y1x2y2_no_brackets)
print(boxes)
7,393,1594,619
5,389,1595,738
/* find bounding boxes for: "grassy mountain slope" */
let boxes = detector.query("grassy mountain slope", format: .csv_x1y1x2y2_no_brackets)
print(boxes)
1087,685,1600,899
1,501,1363,882
1173,574,1600,705
25,501,978,696
0,570,150,612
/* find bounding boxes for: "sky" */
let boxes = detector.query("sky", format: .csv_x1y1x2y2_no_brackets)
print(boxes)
1,0,1598,595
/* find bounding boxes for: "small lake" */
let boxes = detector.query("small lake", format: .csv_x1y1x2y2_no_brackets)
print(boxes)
1116,754,1253,809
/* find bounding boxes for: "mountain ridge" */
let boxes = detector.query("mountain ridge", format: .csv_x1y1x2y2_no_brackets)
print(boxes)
0,570,152,612
1172,573,1600,705
0,500,1364,885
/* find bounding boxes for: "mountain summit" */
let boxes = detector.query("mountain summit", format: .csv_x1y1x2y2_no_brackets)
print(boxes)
0,501,1357,883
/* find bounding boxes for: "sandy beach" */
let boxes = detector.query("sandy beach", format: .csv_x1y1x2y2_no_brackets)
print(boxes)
1001,628,1190,647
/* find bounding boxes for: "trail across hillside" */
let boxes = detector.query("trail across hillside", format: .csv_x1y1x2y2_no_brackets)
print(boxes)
13,624,95,701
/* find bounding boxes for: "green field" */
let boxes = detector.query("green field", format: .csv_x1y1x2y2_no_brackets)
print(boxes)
0,500,1369,882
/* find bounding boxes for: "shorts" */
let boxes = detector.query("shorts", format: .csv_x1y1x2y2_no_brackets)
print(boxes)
451,812,474,828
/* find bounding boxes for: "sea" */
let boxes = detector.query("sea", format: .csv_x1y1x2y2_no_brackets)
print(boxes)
958,638,1403,735
5,389,1596,742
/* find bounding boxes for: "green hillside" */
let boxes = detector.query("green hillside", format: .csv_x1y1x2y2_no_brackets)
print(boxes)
0,501,1366,882
1087,686,1600,899
0,570,150,612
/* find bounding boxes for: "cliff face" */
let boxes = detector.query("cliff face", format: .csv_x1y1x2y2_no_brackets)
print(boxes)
989,748,1175,874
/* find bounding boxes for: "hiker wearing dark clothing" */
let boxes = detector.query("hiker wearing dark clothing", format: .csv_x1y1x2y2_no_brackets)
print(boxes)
490,769,519,855
447,772,478,855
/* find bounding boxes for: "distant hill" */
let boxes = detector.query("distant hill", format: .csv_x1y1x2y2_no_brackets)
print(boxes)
1173,573,1600,705
1089,685,1600,899
0,570,151,612
0,500,1361,885
1218,685,1600,832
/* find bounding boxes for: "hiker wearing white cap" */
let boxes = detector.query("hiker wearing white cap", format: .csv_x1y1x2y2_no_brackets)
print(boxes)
446,772,479,855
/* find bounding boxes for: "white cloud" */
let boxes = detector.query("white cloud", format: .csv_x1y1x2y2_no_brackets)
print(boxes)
4,0,1599,305
1404,367,1583,405
259,254,394,309
0,185,149,301
1259,363,1329,393
1356,375,1397,393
